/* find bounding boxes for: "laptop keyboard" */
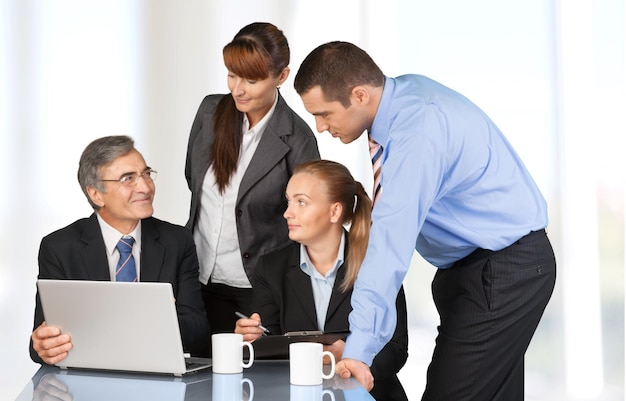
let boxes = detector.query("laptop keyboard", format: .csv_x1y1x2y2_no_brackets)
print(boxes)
184,357,212,372
186,361,206,370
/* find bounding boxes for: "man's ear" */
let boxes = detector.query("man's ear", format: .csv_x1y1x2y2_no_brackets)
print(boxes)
351,86,370,105
87,186,105,208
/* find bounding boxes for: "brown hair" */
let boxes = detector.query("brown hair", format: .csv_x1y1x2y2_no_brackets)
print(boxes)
294,41,384,108
211,22,290,193
293,160,371,292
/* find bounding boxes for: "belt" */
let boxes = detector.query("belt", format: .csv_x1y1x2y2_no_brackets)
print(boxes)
454,229,546,267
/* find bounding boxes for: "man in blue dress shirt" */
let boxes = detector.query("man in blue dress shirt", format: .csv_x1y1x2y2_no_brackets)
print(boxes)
294,41,556,401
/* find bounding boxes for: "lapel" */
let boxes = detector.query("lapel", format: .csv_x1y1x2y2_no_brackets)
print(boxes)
79,214,112,280
197,111,216,179
237,93,292,203
285,245,318,327
325,244,351,325
138,218,166,281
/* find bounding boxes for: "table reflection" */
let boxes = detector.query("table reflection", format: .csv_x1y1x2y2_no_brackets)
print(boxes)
212,373,254,401
30,369,191,401
22,361,374,401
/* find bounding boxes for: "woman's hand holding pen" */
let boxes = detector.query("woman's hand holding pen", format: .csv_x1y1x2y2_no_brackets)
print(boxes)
234,312,266,342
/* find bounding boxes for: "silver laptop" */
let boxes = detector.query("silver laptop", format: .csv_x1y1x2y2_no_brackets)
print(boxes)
36,279,212,376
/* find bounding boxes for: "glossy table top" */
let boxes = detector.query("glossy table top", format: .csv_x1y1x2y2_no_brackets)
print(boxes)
20,361,375,401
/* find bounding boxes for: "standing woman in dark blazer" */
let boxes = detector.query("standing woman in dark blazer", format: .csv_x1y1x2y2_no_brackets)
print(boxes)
185,22,320,343
236,160,408,401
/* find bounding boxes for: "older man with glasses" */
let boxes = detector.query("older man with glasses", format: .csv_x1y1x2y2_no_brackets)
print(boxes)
29,135,209,365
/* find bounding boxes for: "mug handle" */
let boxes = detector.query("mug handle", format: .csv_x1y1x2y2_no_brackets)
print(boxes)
322,389,336,401
242,378,254,401
242,341,254,368
321,351,335,379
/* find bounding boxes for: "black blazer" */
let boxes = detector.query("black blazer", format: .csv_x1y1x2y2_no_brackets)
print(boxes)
253,240,409,401
185,93,320,279
30,214,210,363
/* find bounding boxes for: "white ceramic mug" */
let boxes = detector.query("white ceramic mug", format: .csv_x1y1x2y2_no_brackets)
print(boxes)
213,373,254,401
290,384,336,401
212,333,254,374
289,342,335,385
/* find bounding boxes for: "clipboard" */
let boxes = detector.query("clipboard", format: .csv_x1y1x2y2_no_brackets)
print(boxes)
248,330,350,359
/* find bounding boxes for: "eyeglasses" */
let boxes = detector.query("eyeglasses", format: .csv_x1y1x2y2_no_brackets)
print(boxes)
100,169,158,187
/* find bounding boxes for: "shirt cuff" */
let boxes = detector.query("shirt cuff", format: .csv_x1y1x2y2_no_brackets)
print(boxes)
342,330,383,366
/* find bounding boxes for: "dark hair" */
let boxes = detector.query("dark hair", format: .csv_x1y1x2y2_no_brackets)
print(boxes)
212,22,290,193
293,160,371,291
294,41,384,107
78,135,135,210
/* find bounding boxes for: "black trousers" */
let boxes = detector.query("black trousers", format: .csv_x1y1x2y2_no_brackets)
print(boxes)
200,282,253,356
422,230,556,401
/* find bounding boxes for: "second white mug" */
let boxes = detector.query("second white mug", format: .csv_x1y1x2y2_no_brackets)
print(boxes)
289,342,335,385
212,333,254,374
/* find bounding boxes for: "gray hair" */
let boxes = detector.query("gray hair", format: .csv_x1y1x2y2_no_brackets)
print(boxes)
78,135,135,210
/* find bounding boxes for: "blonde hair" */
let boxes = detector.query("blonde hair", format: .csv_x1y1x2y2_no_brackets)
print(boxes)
293,160,371,291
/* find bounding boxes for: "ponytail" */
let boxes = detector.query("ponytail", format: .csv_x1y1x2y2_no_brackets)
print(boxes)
340,181,371,292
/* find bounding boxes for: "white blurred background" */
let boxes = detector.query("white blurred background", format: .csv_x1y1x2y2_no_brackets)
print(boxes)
1,0,624,400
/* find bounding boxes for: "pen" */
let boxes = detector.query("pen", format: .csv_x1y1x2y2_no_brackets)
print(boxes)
235,311,271,335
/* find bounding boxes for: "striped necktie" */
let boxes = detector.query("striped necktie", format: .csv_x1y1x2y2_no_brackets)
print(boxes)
368,135,383,206
115,237,137,282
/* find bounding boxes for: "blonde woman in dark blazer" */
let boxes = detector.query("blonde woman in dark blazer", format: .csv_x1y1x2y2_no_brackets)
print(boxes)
236,160,408,401
185,22,320,346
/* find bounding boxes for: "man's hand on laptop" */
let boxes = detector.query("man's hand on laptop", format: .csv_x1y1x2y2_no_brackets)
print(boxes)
32,322,73,365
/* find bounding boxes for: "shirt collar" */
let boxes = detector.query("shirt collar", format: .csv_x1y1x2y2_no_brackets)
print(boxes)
96,213,142,256
242,89,279,139
369,76,394,146
299,232,346,279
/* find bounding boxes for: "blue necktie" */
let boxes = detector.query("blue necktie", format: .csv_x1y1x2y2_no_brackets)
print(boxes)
115,237,137,282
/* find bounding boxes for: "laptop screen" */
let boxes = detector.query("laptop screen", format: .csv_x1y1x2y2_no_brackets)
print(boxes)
37,280,189,375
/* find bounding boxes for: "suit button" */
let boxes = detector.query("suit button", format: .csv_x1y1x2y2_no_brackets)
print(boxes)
242,252,250,259
236,209,243,217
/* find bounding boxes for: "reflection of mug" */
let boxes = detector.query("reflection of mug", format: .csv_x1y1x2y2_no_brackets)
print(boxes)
212,373,254,401
290,384,336,401
212,333,254,374
289,342,335,385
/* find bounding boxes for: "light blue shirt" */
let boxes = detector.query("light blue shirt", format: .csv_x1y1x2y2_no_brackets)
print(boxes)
300,233,346,330
343,75,548,365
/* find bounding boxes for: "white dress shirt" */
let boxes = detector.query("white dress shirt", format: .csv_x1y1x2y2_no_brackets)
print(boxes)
194,92,279,287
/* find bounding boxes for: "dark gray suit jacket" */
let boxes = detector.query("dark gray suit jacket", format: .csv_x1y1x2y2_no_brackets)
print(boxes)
253,240,409,401
185,93,320,279
30,214,210,363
